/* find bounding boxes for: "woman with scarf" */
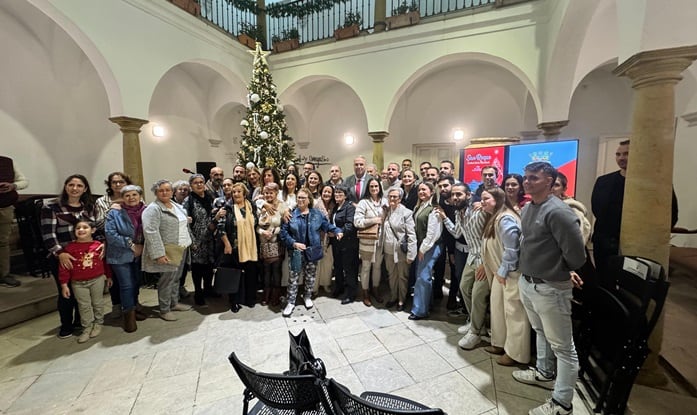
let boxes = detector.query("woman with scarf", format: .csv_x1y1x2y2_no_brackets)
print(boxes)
185,174,220,306
219,182,259,312
106,185,147,332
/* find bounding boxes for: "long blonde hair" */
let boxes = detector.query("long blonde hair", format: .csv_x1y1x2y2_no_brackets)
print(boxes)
482,187,519,239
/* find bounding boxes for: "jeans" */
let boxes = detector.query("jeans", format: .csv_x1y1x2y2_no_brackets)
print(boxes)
110,261,141,312
411,244,442,317
519,277,578,408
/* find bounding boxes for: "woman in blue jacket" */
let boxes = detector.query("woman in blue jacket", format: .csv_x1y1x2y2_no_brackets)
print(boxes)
280,188,343,317
105,185,146,332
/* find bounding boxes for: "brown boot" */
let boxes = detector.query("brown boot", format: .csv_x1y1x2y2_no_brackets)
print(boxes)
371,286,384,303
362,289,372,307
123,309,137,333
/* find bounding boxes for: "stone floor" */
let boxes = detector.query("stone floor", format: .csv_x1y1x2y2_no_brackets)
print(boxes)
1,282,696,415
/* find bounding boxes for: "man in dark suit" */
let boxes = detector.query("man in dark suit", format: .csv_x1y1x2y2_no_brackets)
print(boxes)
591,139,678,274
344,156,369,204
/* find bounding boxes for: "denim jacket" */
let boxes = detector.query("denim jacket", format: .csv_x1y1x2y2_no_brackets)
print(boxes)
280,208,341,249
105,208,137,265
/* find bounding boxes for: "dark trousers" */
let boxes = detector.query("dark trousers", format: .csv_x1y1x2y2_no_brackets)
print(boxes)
450,249,468,304
332,238,359,301
107,263,121,306
222,259,258,307
50,256,80,333
191,262,214,295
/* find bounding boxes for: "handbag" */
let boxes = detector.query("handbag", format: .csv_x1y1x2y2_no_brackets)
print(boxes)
288,329,326,378
260,241,284,263
357,223,379,240
304,245,323,262
164,243,186,266
214,266,242,294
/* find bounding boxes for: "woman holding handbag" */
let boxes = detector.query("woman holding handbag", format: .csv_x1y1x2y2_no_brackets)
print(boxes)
383,187,417,312
280,189,343,318
256,183,286,306
354,177,385,306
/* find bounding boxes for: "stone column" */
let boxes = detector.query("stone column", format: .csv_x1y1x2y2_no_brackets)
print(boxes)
536,120,568,140
374,0,387,33
109,116,148,188
613,45,697,386
368,131,389,171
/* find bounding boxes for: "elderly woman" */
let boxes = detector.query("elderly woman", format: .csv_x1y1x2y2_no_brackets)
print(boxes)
330,186,358,304
383,187,417,311
142,180,192,322
105,185,146,332
409,182,442,320
480,188,530,366
354,177,385,306
172,180,190,205
257,183,287,306
41,174,98,339
280,188,343,318
95,171,132,319
247,167,263,201
184,174,219,307
218,182,259,312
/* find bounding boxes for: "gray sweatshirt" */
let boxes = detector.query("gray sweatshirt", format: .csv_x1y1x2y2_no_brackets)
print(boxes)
519,195,586,282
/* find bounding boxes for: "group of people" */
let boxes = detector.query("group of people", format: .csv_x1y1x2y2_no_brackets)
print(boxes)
3,138,665,415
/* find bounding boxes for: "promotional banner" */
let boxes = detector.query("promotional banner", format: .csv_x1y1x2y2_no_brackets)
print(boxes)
506,140,579,197
461,146,506,193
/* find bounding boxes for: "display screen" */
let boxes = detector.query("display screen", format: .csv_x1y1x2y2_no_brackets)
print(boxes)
506,140,579,197
461,146,506,193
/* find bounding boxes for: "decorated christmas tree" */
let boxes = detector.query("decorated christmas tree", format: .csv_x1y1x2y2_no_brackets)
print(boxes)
237,42,295,173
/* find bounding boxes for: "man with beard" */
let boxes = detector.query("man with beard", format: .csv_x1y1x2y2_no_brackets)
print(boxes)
232,164,247,184
381,162,401,191
431,175,456,304
425,167,440,185
472,165,499,202
205,166,224,198
436,181,470,311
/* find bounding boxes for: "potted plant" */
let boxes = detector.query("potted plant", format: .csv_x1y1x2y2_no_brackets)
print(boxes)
334,11,362,40
238,22,265,49
272,28,300,53
386,1,420,30
170,0,201,17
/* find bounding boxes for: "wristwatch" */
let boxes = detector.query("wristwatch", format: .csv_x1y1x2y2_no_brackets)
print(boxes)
128,239,135,249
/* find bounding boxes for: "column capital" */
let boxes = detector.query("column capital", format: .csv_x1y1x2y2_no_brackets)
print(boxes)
368,131,389,143
613,45,697,89
109,116,149,133
536,120,568,140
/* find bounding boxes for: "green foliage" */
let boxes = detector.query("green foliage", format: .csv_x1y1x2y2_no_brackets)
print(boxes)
239,22,266,44
273,28,300,43
225,0,349,19
342,11,362,28
393,1,419,15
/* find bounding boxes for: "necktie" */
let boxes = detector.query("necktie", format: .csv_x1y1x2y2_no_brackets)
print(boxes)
355,178,361,199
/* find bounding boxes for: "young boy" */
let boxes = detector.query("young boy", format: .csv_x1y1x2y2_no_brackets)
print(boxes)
59,220,111,343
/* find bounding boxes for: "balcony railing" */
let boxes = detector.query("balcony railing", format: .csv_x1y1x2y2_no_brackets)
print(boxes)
197,0,501,50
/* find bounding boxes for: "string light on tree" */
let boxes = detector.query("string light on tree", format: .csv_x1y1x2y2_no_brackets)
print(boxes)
237,42,296,171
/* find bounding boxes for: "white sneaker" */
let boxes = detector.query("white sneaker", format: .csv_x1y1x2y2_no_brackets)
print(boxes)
457,321,471,334
282,303,294,317
458,332,481,350
529,398,572,415
304,297,314,310
512,367,555,390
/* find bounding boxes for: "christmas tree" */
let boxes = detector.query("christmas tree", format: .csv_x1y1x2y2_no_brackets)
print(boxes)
237,42,296,173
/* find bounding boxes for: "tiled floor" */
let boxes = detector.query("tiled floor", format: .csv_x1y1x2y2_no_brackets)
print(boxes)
0,284,695,414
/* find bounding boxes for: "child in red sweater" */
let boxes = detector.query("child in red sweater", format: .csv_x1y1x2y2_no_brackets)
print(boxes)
59,220,111,343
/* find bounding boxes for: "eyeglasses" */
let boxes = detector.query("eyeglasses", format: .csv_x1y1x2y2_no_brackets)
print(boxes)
111,180,126,185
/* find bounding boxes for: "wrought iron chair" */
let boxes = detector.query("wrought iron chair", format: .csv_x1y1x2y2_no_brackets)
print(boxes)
228,352,334,415
326,378,445,415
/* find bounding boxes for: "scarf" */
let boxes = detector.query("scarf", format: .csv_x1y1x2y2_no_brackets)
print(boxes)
234,200,258,263
123,202,146,242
